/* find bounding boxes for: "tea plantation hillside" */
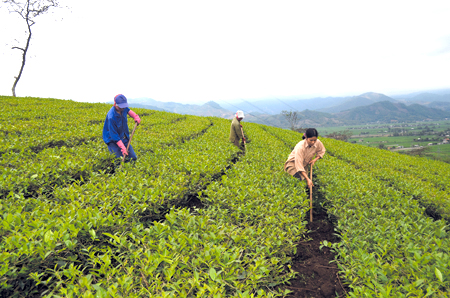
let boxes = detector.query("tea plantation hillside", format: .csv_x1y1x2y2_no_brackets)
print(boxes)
1,96,450,297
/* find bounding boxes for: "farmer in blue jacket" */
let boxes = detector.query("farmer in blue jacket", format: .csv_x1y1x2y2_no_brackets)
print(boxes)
102,94,141,161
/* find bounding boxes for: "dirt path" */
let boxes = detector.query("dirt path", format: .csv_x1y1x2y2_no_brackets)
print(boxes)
283,194,349,297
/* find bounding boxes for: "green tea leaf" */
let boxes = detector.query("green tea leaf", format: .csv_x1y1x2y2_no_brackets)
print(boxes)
435,267,443,282
44,230,54,243
209,267,217,281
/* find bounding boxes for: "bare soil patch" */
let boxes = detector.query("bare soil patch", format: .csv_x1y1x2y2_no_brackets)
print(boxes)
284,187,350,297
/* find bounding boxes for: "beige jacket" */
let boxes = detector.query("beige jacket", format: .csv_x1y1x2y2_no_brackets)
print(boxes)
284,139,326,175
229,117,243,143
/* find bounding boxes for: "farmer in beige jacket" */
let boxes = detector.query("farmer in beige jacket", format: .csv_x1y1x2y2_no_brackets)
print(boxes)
284,128,326,188
229,110,246,149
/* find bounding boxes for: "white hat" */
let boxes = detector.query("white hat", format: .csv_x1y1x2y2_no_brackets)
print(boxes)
236,110,245,119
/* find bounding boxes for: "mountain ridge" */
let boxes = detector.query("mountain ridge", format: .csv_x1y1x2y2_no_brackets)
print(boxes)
115,98,235,118
318,92,396,114
245,100,450,128
122,89,450,127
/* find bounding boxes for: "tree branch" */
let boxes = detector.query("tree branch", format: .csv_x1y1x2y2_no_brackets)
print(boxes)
4,0,62,96
11,46,25,51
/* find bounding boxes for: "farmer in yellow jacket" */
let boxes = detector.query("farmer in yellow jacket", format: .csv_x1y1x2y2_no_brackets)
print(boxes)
229,110,246,149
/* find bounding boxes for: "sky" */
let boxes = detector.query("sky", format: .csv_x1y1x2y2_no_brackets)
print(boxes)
1,0,450,105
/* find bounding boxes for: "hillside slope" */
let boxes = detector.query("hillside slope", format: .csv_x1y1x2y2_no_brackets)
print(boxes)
2,96,450,297
0,95,309,297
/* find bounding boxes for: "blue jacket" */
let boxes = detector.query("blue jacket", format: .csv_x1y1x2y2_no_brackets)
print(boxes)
102,106,131,144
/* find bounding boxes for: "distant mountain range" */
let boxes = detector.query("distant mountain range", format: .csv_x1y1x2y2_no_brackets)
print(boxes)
337,101,450,123
126,88,450,128
317,92,396,114
246,101,450,127
425,101,450,112
117,98,233,118
218,89,450,116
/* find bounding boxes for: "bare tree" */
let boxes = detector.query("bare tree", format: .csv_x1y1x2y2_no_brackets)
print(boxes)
3,0,60,97
281,110,300,131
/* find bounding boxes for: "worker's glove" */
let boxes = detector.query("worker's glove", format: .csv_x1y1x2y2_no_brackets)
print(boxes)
117,140,128,156
128,110,141,125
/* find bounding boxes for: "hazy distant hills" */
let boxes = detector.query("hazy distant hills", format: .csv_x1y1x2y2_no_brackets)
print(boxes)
125,103,166,112
245,101,450,128
408,93,450,103
219,97,351,115
245,91,450,127
245,109,342,127
317,92,396,114
225,89,450,116
125,98,233,118
337,101,450,123
126,89,450,128
392,88,450,100
218,92,413,115
425,101,450,112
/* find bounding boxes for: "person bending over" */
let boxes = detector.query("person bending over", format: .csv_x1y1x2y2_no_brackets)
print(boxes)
102,94,141,162
284,128,326,188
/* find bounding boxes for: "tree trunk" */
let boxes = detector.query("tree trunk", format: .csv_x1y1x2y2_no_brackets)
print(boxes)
12,19,32,97
6,0,61,97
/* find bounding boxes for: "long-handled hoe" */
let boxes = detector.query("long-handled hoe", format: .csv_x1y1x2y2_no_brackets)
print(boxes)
120,122,138,170
310,163,313,222
240,126,247,151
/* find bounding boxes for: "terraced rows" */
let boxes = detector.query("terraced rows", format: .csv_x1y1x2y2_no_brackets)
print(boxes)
0,97,311,297
36,123,311,297
4,95,449,297
267,126,450,297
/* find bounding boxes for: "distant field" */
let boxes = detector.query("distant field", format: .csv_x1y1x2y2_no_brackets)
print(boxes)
319,120,450,162
320,120,450,136
349,135,440,147
427,144,450,161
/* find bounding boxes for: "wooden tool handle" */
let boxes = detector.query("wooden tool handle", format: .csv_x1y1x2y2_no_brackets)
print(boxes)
120,122,138,169
310,163,313,222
